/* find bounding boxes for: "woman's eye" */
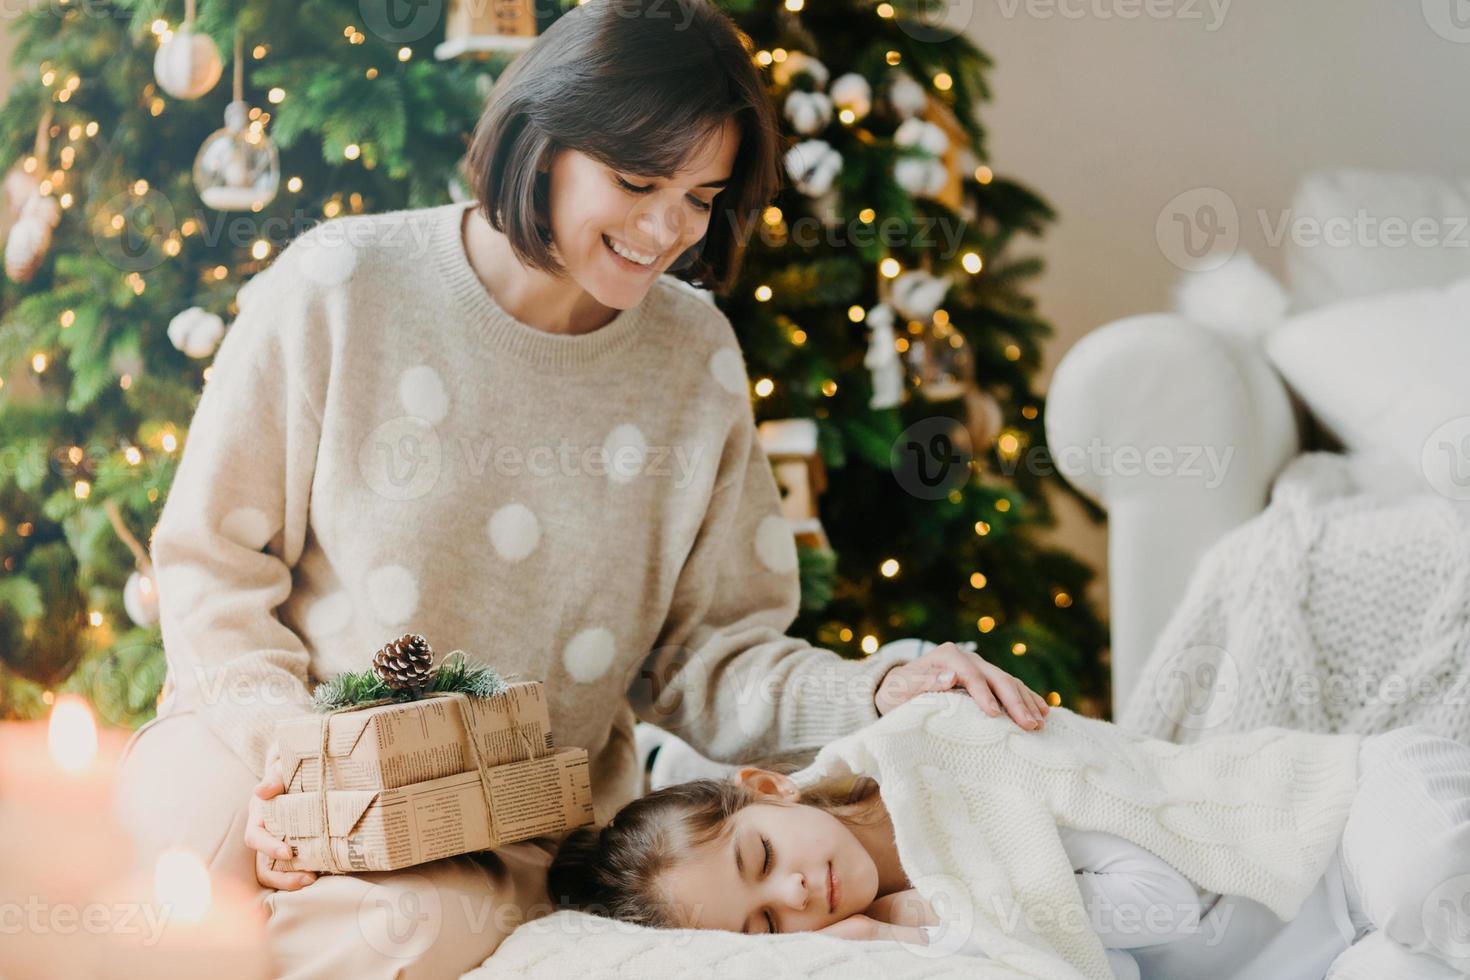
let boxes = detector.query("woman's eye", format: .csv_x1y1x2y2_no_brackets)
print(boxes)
687,195,713,212
760,835,773,875
615,176,652,194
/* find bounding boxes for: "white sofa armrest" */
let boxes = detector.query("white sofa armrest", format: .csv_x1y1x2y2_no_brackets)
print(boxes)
1044,314,1300,716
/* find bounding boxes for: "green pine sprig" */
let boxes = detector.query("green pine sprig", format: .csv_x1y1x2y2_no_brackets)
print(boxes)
310,650,506,712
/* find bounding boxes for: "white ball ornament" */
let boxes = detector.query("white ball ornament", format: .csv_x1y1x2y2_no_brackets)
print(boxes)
4,164,39,214
4,213,52,283
783,91,833,136
124,570,161,627
830,73,872,120
194,100,280,212
783,139,843,198
894,157,947,199
167,306,226,359
888,72,929,119
153,27,224,100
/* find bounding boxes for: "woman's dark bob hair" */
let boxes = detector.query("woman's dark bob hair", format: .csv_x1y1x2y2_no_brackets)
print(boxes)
463,0,782,297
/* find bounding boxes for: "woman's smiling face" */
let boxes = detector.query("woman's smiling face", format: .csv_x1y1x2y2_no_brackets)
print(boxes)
658,797,881,935
544,116,739,310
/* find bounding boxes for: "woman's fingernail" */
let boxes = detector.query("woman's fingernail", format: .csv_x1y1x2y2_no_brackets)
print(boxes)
937,671,955,686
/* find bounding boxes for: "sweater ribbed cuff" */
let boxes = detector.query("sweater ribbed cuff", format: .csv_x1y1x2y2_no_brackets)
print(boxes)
783,645,919,751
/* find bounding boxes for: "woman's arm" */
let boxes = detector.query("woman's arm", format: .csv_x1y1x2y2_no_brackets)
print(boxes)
1058,827,1205,950
628,343,1045,763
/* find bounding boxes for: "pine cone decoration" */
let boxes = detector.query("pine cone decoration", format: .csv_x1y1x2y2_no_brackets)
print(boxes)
372,633,435,692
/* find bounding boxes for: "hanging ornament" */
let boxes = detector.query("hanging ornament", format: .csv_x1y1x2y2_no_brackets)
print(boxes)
436,0,539,59
894,157,947,199
963,386,1004,456
783,139,843,197
105,500,161,629
5,108,58,284
772,51,830,89
920,96,973,214
194,29,279,212
904,316,975,402
153,0,222,100
123,570,161,627
830,73,872,121
167,306,226,359
894,117,951,156
887,72,928,119
757,419,831,551
784,91,833,136
890,270,950,321
863,304,905,410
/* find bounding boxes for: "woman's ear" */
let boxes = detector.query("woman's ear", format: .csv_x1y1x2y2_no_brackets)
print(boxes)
732,767,800,802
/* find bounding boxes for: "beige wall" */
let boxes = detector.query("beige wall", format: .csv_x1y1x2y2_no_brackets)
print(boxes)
960,0,1470,609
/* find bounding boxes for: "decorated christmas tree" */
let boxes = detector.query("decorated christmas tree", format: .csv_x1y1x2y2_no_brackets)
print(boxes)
0,0,1108,727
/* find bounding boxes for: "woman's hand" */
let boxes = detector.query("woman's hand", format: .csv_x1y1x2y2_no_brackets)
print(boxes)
243,743,318,891
874,641,1050,730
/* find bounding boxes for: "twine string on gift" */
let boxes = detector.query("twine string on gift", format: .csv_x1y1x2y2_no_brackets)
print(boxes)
310,692,502,874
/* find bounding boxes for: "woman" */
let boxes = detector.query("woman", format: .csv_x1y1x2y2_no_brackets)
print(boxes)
114,1,1050,975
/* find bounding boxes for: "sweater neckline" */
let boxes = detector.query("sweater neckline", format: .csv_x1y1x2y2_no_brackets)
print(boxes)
429,199,654,372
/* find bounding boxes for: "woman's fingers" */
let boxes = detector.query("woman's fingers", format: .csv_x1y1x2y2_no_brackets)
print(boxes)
255,850,317,891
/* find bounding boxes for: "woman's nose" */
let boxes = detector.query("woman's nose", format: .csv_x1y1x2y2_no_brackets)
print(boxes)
633,205,685,253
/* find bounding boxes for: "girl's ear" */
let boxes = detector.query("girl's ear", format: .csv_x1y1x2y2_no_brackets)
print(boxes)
732,767,800,802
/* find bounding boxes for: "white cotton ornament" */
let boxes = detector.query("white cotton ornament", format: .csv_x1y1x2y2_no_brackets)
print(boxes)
894,157,948,198
124,570,161,627
153,27,224,100
887,73,929,119
830,73,872,120
783,91,833,136
1173,251,1289,340
167,306,226,359
863,304,905,410
771,51,829,89
783,139,843,198
891,270,950,321
3,165,39,214
894,117,951,156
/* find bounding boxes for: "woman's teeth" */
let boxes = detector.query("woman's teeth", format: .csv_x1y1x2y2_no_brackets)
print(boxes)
605,235,656,266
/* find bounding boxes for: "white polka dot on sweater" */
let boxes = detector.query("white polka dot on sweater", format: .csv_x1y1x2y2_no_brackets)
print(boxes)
603,423,647,484
754,514,798,573
367,564,420,624
487,503,540,562
298,235,358,287
305,591,353,636
562,627,616,683
398,365,449,424
220,506,273,549
709,348,746,394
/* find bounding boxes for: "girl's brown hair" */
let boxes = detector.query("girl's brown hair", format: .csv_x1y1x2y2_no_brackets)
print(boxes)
463,0,781,296
546,772,877,928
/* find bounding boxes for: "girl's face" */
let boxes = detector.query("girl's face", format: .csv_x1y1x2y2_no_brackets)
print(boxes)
544,116,739,310
659,795,881,935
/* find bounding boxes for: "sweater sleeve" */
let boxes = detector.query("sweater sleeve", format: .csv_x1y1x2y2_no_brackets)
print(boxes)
1058,827,1205,950
149,247,326,779
630,408,915,764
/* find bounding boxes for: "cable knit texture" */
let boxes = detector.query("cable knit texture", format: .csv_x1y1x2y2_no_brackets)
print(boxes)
148,199,909,824
1122,452,1470,744
481,694,1359,980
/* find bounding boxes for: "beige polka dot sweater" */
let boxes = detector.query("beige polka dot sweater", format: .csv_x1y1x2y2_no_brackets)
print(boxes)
149,200,910,821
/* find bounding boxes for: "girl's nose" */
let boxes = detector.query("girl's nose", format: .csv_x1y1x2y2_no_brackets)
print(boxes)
780,871,809,911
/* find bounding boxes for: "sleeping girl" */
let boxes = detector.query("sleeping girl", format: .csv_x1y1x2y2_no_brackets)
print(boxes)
548,692,1470,980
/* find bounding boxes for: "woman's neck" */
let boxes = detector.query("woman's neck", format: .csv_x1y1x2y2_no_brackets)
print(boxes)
839,794,909,897
461,204,619,336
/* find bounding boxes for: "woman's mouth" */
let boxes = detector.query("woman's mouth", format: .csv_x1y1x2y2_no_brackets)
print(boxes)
827,861,838,914
602,234,658,273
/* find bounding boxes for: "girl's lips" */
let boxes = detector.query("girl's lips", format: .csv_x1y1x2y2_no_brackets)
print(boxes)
827,861,838,914
602,234,657,273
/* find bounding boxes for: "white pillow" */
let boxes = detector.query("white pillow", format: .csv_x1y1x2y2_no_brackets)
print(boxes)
1285,170,1470,311
1264,275,1470,501
468,910,1030,979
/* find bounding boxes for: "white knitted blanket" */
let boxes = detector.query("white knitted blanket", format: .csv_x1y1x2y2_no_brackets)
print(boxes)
1122,452,1470,744
471,694,1359,980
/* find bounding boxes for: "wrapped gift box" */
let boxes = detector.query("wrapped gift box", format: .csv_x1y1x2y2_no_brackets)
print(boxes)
276,682,553,792
265,747,594,873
